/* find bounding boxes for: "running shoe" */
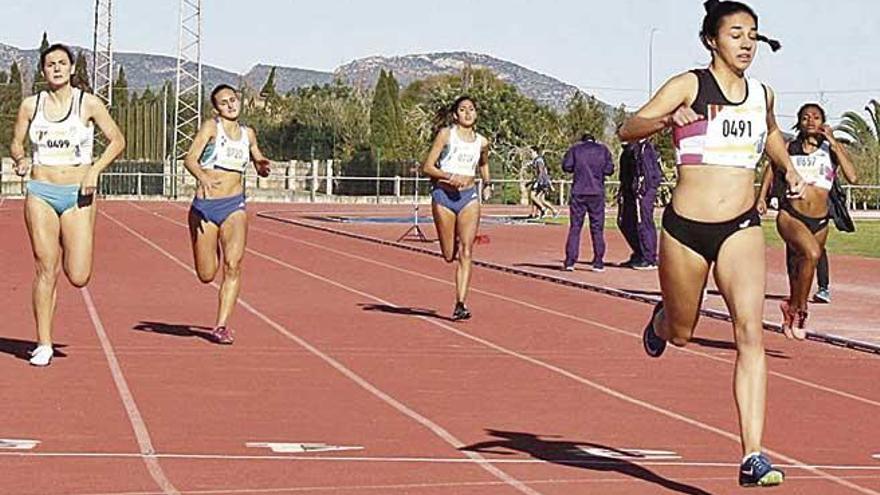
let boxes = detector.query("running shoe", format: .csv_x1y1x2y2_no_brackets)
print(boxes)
452,302,472,321
631,260,658,271
563,264,575,272
210,325,235,345
739,453,784,487
589,262,605,273
642,302,666,358
813,288,831,304
29,344,53,367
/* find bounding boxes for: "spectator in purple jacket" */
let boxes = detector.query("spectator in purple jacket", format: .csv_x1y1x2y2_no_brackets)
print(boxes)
562,133,615,272
617,139,662,270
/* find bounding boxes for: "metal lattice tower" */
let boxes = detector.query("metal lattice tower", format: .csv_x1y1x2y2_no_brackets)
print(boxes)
171,0,202,197
92,0,113,105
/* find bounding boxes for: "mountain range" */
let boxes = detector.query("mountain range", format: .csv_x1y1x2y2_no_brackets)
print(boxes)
0,42,588,111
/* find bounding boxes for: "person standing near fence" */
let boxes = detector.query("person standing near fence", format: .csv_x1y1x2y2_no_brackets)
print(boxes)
756,103,856,338
619,0,806,486
527,147,557,218
617,139,661,270
10,43,125,366
562,133,614,272
184,84,271,345
420,96,492,321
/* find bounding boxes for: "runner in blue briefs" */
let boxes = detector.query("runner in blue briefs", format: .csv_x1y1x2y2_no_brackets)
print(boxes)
183,84,271,345
618,0,806,487
420,96,493,321
10,43,125,366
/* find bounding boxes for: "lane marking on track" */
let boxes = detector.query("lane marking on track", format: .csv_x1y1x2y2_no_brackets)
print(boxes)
243,215,880,410
102,209,543,495
3,450,880,471
0,439,39,450
128,204,880,495
81,288,180,495
246,442,364,454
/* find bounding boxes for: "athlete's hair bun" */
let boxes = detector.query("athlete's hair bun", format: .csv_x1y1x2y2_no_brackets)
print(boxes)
703,0,721,13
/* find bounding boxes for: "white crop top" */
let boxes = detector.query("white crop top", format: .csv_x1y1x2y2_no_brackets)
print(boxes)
28,88,94,166
199,118,251,173
790,141,835,191
437,126,486,177
674,70,768,169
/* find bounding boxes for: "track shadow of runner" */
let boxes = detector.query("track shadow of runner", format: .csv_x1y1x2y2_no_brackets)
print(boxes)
359,303,453,321
133,321,215,342
0,337,68,361
460,429,713,495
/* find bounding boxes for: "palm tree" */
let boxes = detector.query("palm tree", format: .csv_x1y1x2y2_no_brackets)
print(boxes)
837,99,880,185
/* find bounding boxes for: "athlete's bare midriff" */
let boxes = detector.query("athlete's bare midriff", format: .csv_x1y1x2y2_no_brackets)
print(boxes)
197,168,245,199
786,185,829,218
672,165,757,221
30,164,92,186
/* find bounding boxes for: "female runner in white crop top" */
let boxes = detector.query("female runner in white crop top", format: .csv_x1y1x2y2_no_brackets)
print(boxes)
10,43,125,366
183,84,271,345
757,103,857,339
420,96,492,321
618,1,805,487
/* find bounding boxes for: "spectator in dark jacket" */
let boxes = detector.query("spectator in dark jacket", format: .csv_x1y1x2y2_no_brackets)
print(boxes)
617,139,661,269
562,133,614,272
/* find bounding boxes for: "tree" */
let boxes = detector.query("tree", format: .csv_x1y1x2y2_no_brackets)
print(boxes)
112,65,129,106
260,66,277,98
0,60,23,150
73,51,92,93
838,99,880,185
370,70,406,162
564,91,607,144
32,32,50,93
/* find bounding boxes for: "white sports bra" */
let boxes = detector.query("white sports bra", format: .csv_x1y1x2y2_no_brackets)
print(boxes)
437,126,486,177
199,118,251,173
28,88,94,166
790,141,835,191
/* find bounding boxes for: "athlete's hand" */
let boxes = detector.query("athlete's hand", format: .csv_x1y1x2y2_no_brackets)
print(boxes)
13,157,30,177
481,183,493,202
255,158,271,178
818,124,840,147
441,174,466,188
784,168,806,199
80,171,99,196
756,198,768,215
197,175,223,198
669,105,704,127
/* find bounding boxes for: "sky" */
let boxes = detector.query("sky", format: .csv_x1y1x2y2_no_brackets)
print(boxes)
2,0,879,129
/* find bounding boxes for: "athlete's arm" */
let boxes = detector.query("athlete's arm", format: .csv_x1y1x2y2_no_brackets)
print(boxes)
247,127,271,177
618,72,700,142
821,125,858,184
756,163,773,214
82,93,126,195
184,119,221,196
479,138,492,201
10,96,36,177
763,87,805,198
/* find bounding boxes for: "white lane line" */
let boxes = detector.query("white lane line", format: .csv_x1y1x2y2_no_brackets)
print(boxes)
102,209,542,495
81,288,180,495
5,450,880,471
134,204,880,495
247,218,880,410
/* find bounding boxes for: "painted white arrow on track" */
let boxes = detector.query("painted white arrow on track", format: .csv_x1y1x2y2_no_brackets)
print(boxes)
246,442,364,454
575,447,681,460
0,439,40,450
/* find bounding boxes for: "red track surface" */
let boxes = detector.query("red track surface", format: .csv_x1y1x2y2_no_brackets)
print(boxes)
1,199,879,495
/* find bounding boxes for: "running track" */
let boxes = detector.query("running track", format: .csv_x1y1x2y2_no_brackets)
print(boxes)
1,200,878,495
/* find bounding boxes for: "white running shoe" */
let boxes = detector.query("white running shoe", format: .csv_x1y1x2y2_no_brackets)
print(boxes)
29,345,53,367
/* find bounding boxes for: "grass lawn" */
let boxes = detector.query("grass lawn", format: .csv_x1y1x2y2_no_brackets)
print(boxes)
542,215,879,259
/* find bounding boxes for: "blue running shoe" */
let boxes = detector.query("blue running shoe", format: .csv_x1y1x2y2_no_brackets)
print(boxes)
739,453,784,487
642,302,666,358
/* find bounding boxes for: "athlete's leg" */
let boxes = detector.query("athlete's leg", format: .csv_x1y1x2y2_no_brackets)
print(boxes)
24,195,63,347
454,200,480,304
432,201,458,262
189,208,221,283
713,227,767,457
777,210,824,312
59,197,97,288
654,231,711,346
216,210,247,328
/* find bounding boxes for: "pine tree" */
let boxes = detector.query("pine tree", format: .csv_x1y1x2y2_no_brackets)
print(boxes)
260,66,277,98
370,70,405,162
73,51,92,93
112,65,129,106
32,32,50,93
564,91,607,143
0,61,24,150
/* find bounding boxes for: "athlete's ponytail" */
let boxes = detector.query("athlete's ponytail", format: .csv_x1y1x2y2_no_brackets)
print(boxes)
700,1,782,53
